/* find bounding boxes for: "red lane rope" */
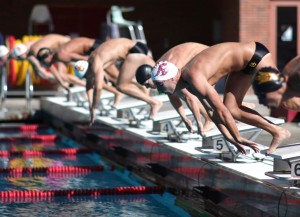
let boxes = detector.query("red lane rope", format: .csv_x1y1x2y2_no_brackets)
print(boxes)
0,135,58,142
0,194,148,203
0,186,165,199
0,165,111,173
0,125,49,132
3,172,93,179
0,165,115,178
0,148,93,157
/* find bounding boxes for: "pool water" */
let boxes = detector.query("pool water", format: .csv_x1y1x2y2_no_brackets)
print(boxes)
0,124,191,217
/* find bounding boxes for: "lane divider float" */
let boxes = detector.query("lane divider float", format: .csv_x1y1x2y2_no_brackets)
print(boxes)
0,148,93,157
0,186,165,199
0,124,49,132
0,135,58,142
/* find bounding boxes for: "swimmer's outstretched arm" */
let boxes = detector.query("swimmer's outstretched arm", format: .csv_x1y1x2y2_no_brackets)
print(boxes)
168,93,194,133
50,64,70,91
90,58,106,125
179,88,204,136
188,77,259,153
281,96,300,111
86,73,95,125
28,56,55,80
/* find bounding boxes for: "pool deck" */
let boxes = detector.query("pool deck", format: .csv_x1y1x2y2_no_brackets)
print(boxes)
1,93,300,217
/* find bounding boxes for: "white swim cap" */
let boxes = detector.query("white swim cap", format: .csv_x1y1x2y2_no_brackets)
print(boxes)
13,44,27,57
0,45,9,58
74,60,89,79
151,61,178,81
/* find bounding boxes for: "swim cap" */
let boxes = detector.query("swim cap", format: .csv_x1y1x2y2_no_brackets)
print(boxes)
74,60,89,79
12,44,27,57
252,67,285,94
0,45,9,58
151,61,178,81
36,47,52,62
136,64,153,84
129,42,149,55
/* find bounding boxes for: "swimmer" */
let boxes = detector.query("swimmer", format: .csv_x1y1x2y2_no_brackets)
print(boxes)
136,42,215,136
36,37,123,106
76,38,163,125
144,41,290,155
12,34,71,81
253,55,300,112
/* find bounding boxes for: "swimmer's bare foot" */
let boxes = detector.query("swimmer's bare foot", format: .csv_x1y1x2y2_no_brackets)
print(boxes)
242,101,256,109
112,93,123,107
149,100,163,119
266,127,291,155
203,121,215,132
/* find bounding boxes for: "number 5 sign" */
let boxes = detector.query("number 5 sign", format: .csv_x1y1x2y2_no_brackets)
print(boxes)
213,139,229,152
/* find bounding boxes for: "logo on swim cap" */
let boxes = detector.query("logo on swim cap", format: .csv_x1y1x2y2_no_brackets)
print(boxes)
74,60,89,79
252,67,285,95
151,61,178,81
255,71,283,85
13,44,27,57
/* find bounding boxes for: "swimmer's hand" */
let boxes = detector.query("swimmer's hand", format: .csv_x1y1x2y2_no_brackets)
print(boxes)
196,122,205,137
234,138,260,155
183,119,194,133
89,108,96,126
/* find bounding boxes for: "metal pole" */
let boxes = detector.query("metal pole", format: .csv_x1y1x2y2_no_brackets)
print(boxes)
0,65,7,111
25,69,33,113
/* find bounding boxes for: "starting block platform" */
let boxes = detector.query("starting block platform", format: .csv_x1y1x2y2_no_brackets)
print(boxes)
113,94,170,122
152,108,194,133
64,86,116,109
196,116,285,161
264,143,300,180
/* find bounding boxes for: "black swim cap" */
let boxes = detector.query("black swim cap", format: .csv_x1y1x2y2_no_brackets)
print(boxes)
136,64,153,84
129,42,149,55
252,67,285,95
36,47,52,62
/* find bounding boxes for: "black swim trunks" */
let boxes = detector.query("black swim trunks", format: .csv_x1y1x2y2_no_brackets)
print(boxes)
27,50,35,57
129,41,148,55
85,39,104,55
242,42,269,74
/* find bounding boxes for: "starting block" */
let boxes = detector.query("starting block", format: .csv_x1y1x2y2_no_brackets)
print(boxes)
150,108,201,142
198,116,285,162
152,108,194,133
155,119,201,143
264,143,300,183
64,86,115,110
63,86,86,103
151,108,201,142
113,94,170,126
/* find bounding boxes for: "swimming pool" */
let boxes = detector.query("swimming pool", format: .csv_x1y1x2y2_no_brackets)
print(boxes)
0,124,192,217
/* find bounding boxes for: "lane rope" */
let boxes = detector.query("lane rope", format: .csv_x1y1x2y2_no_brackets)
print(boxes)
0,148,93,157
0,186,165,199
